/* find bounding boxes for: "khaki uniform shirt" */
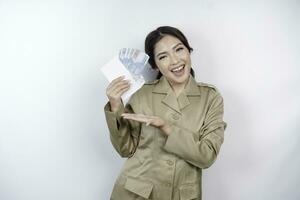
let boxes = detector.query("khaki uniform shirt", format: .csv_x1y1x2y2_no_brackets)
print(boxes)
104,74,227,200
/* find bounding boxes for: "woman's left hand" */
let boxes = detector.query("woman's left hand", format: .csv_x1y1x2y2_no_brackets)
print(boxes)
121,113,171,135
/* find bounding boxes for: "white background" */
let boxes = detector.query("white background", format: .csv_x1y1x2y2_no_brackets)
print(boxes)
0,0,299,199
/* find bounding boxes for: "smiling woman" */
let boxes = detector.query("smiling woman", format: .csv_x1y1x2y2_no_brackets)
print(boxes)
152,35,192,97
104,26,227,200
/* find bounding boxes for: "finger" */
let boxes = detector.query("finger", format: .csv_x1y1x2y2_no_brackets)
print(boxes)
122,114,140,121
122,114,159,127
109,81,130,94
121,113,136,117
122,115,148,123
114,84,131,95
111,87,130,100
135,114,156,121
111,75,125,84
108,79,130,92
146,120,151,126
122,113,153,122
107,76,125,91
110,83,130,96
121,113,146,119
122,113,148,118
107,82,130,98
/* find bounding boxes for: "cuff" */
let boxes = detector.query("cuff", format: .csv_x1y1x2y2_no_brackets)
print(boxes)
104,101,125,117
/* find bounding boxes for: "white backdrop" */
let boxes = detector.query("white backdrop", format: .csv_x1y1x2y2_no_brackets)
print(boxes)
0,0,299,199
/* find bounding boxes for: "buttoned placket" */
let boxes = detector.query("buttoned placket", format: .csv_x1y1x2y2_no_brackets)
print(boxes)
150,74,201,199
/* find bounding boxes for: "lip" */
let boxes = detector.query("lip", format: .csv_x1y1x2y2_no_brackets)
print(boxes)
170,64,185,71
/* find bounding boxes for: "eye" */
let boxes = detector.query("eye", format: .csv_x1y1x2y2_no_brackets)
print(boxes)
176,47,184,52
158,55,167,60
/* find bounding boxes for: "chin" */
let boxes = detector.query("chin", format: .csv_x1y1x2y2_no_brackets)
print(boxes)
169,74,190,85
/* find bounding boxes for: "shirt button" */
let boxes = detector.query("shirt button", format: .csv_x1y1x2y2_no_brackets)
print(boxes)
172,113,180,120
166,160,174,166
163,182,172,187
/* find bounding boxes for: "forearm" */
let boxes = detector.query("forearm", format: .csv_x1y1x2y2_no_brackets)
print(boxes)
104,101,140,157
163,123,226,168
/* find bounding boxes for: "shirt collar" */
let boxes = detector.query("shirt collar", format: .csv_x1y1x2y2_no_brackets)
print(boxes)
152,74,200,96
152,74,201,113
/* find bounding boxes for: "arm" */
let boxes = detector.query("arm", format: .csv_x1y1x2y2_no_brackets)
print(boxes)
104,93,141,158
163,91,227,169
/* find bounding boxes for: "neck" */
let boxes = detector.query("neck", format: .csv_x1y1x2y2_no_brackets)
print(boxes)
169,77,190,97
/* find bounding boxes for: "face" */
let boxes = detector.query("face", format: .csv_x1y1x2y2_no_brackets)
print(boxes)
154,35,191,87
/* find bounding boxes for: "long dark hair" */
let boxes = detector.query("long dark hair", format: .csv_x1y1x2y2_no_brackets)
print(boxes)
145,26,195,79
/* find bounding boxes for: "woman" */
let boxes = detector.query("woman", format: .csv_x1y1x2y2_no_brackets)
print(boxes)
104,26,227,200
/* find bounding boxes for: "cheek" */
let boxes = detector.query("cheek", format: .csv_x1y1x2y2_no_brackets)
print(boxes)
155,60,169,72
186,56,191,65
157,65,169,74
182,54,191,65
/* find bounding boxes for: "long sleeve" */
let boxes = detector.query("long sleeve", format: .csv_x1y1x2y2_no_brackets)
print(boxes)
104,93,141,158
163,91,227,169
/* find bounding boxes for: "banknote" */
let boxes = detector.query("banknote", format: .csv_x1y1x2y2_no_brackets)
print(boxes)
101,48,151,103
118,48,149,83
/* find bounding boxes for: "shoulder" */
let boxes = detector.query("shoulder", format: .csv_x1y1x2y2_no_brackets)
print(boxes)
130,79,158,99
197,82,219,93
196,81,224,101
136,79,159,93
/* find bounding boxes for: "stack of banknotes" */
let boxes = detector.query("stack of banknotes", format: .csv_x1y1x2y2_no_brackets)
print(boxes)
101,48,158,103
118,48,149,84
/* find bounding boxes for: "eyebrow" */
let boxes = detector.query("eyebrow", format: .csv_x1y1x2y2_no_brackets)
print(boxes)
156,42,183,57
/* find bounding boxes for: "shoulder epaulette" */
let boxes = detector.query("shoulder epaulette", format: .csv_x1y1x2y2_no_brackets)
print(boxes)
197,82,218,92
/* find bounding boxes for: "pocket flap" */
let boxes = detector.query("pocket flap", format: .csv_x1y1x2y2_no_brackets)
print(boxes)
180,184,200,200
124,177,153,199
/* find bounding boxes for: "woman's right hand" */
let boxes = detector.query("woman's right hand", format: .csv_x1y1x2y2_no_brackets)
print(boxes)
106,75,131,112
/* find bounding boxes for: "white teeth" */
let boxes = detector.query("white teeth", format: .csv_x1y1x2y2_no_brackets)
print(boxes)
171,65,184,72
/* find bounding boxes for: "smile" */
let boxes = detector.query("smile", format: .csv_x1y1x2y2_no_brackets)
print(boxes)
171,65,185,72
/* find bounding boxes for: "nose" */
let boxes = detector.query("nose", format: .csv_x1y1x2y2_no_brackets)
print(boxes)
169,53,179,65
